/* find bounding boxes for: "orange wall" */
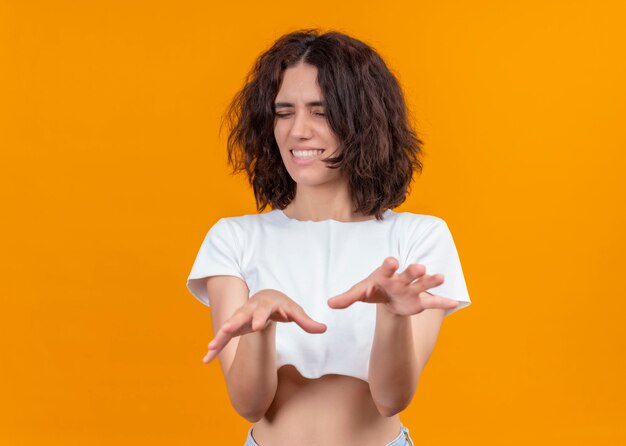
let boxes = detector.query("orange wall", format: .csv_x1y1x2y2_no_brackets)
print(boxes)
1,1,625,444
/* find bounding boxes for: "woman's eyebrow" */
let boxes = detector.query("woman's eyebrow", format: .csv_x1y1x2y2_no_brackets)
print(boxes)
274,101,325,108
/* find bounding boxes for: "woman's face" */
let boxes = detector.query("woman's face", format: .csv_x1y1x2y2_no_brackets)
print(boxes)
273,62,344,188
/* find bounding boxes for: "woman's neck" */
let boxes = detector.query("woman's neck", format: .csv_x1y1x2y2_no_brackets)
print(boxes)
282,179,376,222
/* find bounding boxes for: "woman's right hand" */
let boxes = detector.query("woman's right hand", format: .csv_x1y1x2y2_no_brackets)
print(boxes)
202,289,327,364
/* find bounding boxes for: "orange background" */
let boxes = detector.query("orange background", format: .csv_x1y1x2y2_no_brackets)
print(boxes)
1,1,625,444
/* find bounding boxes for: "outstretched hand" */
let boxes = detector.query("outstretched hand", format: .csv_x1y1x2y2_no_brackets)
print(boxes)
203,289,327,364
327,257,459,316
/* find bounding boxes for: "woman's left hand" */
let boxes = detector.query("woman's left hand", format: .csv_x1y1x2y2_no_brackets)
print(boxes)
327,257,459,316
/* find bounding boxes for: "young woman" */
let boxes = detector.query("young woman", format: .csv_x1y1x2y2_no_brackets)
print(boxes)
187,29,472,446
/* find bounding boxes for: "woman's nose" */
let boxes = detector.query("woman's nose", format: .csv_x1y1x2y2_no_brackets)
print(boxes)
290,112,313,139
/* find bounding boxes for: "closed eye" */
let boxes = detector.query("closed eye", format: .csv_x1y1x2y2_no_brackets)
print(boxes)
274,111,326,118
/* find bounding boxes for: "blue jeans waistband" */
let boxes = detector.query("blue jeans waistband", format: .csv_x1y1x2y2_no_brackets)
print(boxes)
244,423,414,446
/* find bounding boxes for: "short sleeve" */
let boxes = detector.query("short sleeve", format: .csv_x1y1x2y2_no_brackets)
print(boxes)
186,218,245,307
403,217,472,317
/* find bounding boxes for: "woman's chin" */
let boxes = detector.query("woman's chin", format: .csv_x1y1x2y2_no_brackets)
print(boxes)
288,173,346,188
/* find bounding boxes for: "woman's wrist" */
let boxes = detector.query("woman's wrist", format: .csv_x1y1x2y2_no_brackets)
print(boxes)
376,302,411,320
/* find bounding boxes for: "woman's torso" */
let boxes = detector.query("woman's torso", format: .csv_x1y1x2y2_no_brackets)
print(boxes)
251,365,403,446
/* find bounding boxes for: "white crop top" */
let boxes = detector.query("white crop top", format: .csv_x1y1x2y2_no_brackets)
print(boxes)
186,209,471,382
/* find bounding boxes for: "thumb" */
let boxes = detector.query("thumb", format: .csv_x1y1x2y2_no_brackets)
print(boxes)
289,305,327,333
328,281,368,309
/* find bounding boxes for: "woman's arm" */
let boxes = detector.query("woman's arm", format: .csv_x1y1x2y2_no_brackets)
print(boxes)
225,320,278,422
206,278,278,422
206,279,326,422
368,304,445,417
328,258,455,417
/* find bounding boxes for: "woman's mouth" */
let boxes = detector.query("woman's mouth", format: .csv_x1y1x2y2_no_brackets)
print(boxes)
291,149,325,159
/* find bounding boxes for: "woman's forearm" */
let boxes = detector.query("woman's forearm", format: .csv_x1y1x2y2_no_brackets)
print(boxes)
226,321,278,422
368,304,421,417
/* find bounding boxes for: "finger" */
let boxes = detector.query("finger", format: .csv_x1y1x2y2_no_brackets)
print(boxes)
274,306,289,322
418,292,460,310
202,348,220,364
206,326,235,356
251,305,273,331
397,263,425,285
204,305,272,364
327,281,368,309
221,307,253,334
411,272,445,294
379,257,400,278
287,305,327,333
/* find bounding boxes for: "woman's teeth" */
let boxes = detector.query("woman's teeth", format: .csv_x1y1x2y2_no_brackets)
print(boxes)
292,149,323,158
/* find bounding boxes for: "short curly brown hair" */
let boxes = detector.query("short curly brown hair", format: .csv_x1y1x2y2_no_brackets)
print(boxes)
223,29,424,220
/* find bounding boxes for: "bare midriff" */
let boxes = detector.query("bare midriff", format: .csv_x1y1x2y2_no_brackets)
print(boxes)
250,365,404,446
